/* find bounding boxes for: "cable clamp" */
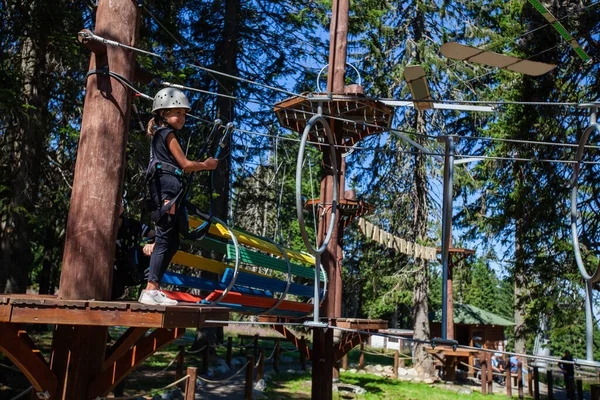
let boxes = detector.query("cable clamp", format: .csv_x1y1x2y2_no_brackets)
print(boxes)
36,392,51,400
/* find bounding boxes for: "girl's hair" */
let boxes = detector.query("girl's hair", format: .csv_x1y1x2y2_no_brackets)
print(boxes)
146,113,164,138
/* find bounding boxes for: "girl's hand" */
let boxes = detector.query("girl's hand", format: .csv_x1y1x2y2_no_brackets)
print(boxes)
203,157,218,170
143,243,155,256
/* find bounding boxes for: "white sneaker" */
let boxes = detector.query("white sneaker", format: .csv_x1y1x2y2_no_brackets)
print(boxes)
138,290,178,306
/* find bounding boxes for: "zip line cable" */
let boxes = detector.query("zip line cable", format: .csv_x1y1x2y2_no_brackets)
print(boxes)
96,69,600,164
80,30,598,109
80,35,600,164
79,30,306,100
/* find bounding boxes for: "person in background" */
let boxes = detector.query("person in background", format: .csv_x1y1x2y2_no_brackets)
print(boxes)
559,350,575,399
492,353,506,385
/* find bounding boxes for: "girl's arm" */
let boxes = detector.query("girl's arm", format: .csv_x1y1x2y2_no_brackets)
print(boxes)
166,132,218,172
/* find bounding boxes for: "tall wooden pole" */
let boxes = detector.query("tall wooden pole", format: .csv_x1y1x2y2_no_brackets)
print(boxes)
54,1,140,397
312,1,348,399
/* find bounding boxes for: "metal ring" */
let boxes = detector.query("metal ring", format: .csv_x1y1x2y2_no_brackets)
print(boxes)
571,122,600,282
295,114,339,256
316,62,362,93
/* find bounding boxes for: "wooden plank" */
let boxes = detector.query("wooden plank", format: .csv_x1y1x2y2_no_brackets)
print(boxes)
0,303,10,322
10,306,165,327
0,322,57,394
333,332,368,363
404,65,432,111
188,217,315,264
89,328,185,399
440,42,557,76
104,327,149,369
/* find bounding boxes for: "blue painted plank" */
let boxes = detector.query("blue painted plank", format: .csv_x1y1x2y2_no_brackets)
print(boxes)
162,271,273,297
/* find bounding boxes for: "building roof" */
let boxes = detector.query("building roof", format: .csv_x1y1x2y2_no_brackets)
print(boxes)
430,303,514,326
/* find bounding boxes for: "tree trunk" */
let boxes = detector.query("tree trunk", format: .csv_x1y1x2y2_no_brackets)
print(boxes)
410,2,435,378
1,19,51,293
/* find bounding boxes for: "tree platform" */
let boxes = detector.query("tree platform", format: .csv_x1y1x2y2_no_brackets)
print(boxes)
0,294,230,399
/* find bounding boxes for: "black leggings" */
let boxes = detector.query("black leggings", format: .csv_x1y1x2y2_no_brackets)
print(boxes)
148,175,181,284
147,212,180,284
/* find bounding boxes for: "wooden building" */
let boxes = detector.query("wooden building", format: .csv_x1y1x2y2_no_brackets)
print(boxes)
430,303,514,351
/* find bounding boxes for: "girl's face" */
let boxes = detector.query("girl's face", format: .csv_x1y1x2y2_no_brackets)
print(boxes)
163,108,187,130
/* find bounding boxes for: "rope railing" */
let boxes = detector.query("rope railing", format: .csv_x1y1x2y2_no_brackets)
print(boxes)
94,374,190,400
196,360,251,384
185,344,208,354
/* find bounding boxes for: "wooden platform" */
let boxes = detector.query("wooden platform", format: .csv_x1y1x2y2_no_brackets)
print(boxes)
274,93,394,147
0,294,229,328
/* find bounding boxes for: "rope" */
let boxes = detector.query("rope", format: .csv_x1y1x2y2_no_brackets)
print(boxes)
94,375,189,400
9,387,33,400
186,344,208,354
254,352,264,368
196,360,251,384
264,345,279,361
133,351,179,377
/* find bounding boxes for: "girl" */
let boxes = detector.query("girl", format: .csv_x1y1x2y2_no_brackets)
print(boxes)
139,87,218,306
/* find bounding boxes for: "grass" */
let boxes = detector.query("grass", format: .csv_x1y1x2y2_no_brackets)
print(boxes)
266,370,516,399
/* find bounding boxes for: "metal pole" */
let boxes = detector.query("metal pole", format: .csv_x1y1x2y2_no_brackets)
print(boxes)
586,106,597,362
586,280,594,361
438,136,455,340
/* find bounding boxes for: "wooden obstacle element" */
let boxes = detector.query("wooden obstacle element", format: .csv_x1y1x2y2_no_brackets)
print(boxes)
274,92,394,151
0,294,229,399
440,42,557,76
161,217,325,318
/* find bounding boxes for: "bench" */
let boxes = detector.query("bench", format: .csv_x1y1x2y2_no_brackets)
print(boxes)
161,217,325,318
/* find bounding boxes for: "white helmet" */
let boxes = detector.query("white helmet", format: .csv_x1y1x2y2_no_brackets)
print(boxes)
152,87,191,114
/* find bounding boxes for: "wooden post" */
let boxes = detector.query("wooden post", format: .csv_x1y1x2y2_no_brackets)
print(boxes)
534,366,540,400
342,354,348,370
528,367,533,397
245,355,254,400
481,354,488,395
487,352,493,394
299,337,307,371
274,339,280,372
591,384,600,400
256,349,265,383
50,1,140,397
517,362,523,399
399,339,405,368
311,0,349,398
202,343,210,375
253,334,259,359
359,342,365,369
447,258,454,340
226,337,233,367
505,356,512,397
547,370,553,400
393,350,399,379
176,345,185,385
577,378,583,400
184,367,197,400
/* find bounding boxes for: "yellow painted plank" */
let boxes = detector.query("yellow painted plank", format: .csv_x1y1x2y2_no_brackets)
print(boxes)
188,217,315,265
171,251,266,276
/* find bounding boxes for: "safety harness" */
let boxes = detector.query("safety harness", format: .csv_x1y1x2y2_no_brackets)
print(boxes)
146,121,232,240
